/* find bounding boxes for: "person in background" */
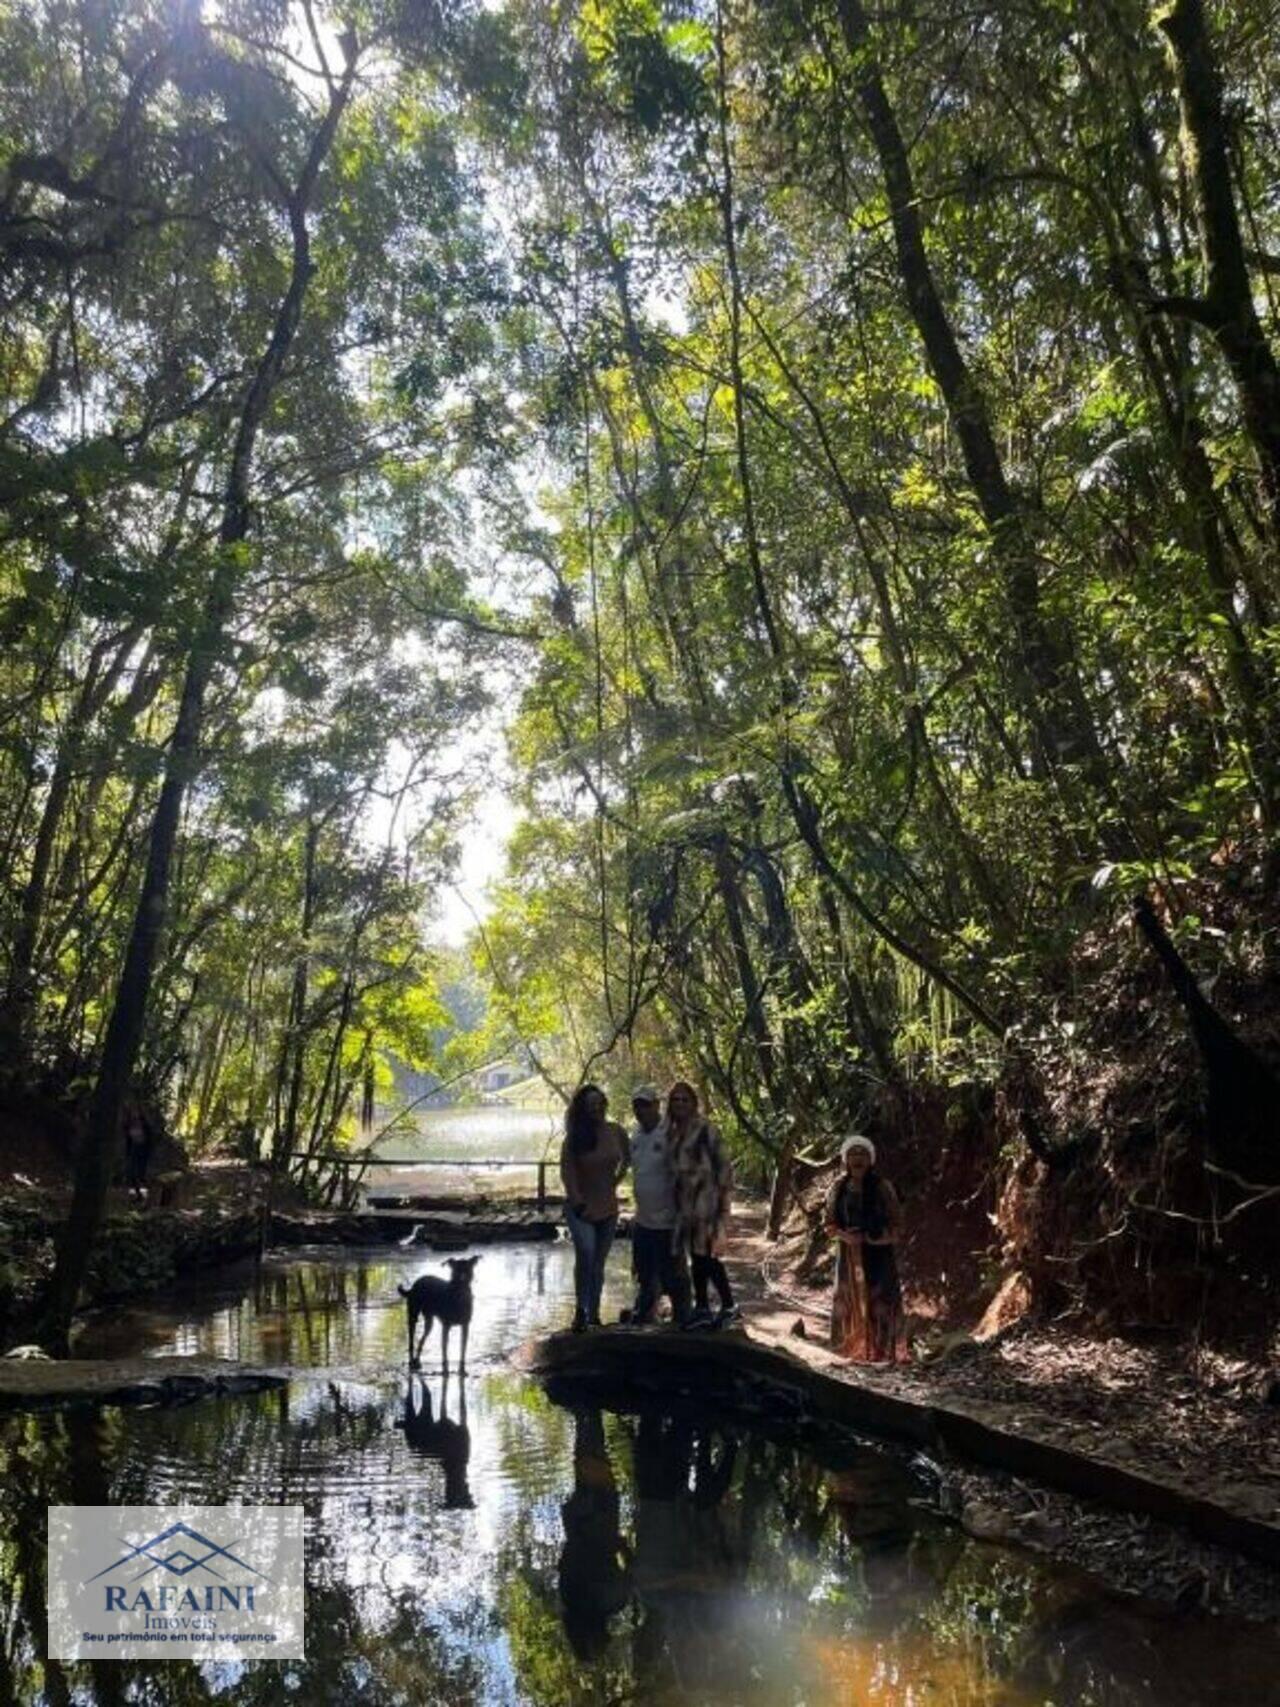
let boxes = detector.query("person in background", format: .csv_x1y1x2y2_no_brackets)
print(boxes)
667,1081,740,1329
824,1135,906,1363
627,1085,691,1326
560,1082,630,1332
123,1107,151,1202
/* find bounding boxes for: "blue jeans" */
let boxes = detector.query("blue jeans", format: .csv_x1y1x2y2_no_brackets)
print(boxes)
565,1207,617,1320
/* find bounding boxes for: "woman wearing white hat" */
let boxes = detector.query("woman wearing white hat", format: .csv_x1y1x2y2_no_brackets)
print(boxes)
823,1136,906,1362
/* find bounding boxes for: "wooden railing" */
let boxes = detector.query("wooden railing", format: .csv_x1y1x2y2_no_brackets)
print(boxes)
305,1153,556,1212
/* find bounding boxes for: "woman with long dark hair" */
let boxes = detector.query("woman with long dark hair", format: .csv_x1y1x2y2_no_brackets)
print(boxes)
559,1083,630,1331
824,1135,906,1362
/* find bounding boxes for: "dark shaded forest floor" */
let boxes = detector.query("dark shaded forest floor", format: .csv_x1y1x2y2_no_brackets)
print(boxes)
0,1110,289,1335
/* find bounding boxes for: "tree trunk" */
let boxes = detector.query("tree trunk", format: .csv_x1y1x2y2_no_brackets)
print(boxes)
710,833,784,1111
275,815,321,1170
38,58,356,1347
570,158,707,684
833,0,1118,814
0,626,131,1063
714,8,1003,1044
1155,0,1280,539
1133,894,1280,1183
815,876,898,1086
748,305,1019,931
46,636,165,928
713,1,787,667
781,760,1005,1036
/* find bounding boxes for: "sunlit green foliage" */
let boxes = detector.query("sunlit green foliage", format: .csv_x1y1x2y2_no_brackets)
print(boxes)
466,0,1280,1167
0,1,509,1189
2,0,1278,1214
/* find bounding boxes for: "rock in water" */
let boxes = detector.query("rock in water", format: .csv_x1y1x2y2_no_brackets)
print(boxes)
961,1498,1017,1543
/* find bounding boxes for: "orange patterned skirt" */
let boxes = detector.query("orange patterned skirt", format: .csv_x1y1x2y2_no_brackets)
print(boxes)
830,1241,907,1364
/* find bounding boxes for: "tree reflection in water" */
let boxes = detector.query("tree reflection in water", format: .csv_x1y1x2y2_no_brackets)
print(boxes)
2,1247,1277,1706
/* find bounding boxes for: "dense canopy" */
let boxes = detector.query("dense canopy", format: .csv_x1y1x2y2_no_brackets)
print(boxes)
2,0,1277,1332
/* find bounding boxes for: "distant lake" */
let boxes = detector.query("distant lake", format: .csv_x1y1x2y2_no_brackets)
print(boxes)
357,1103,562,1200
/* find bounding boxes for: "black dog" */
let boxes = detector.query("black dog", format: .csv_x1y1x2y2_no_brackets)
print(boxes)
399,1255,479,1370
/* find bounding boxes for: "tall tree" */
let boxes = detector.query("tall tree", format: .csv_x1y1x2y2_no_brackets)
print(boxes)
39,21,361,1343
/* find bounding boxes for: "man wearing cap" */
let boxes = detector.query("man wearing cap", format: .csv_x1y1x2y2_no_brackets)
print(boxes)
628,1086,691,1326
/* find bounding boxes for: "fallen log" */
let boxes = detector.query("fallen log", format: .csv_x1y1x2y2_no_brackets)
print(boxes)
269,1210,561,1247
0,1357,288,1413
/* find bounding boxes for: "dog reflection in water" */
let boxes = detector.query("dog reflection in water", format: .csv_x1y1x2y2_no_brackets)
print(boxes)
400,1373,474,1510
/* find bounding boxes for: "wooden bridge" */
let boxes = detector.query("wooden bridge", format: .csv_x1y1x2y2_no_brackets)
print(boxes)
304,1152,558,1212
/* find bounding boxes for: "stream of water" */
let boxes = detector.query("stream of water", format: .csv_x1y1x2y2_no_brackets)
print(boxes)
3,1242,1276,1704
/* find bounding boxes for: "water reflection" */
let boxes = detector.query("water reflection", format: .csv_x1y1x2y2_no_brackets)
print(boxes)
73,1238,610,1368
628,1414,744,1698
2,1246,1277,1705
362,1103,560,1201
558,1410,629,1659
400,1375,474,1510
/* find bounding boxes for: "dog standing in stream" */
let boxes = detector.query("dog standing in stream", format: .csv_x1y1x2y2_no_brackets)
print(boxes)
399,1255,480,1370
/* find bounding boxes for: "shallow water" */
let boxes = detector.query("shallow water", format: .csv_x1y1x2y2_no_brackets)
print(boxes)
4,1243,1277,1705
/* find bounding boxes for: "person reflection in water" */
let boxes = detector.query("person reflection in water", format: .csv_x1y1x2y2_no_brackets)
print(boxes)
400,1373,474,1510
558,1408,631,1659
630,1411,742,1695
